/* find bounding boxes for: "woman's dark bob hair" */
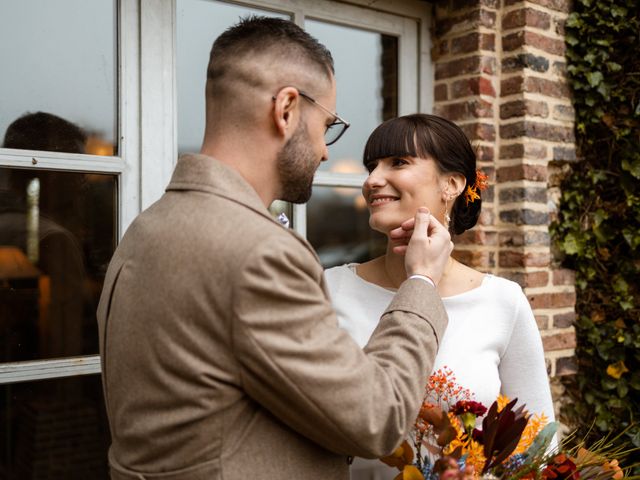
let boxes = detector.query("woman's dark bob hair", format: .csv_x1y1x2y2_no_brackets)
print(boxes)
362,113,480,235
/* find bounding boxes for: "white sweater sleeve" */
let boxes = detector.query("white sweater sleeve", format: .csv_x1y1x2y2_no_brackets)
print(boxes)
499,290,556,425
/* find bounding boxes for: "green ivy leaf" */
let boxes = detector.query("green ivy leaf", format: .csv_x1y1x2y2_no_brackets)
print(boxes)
586,71,604,87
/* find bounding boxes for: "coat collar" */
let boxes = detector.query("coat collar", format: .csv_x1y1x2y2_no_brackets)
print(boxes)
166,153,277,225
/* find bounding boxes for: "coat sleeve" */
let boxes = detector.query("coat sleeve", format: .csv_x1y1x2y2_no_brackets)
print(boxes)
230,234,448,458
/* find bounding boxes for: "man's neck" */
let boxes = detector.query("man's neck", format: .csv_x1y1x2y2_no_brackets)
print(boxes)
200,141,278,207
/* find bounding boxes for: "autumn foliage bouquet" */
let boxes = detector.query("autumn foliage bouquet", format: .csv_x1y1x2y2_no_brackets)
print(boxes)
380,367,638,480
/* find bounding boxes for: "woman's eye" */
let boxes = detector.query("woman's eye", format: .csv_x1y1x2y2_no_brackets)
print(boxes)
365,161,377,173
391,158,407,167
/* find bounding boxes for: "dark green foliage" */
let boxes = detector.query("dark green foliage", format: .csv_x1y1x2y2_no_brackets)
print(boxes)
552,0,640,472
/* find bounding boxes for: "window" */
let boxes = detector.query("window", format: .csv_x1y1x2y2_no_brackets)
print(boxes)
0,0,431,476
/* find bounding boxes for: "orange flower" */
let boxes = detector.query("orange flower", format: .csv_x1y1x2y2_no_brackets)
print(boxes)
464,186,480,205
474,170,489,191
514,413,548,455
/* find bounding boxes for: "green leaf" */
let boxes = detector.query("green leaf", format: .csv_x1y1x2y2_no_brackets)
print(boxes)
586,71,604,87
621,158,640,179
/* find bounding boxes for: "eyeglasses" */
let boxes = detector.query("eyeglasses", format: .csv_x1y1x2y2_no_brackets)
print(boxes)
272,88,350,146
297,91,350,146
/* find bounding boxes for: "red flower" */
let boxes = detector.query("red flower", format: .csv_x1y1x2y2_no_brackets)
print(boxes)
542,454,580,480
451,400,487,416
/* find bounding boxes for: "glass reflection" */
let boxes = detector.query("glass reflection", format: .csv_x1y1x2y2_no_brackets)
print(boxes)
0,167,117,361
0,375,109,479
177,0,289,155
0,0,117,155
305,20,398,174
307,186,385,268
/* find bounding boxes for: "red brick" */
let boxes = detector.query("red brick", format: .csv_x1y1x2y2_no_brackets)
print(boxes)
502,8,551,30
478,209,495,226
501,76,524,96
500,121,574,143
455,229,498,246
505,0,571,13
524,144,548,160
542,331,577,351
526,271,550,287
451,33,478,54
435,99,494,121
434,83,448,101
528,291,576,309
436,9,497,36
524,251,551,267
476,145,495,162
500,99,549,119
503,31,566,56
555,356,578,376
451,77,496,98
436,56,481,80
498,230,550,247
499,250,524,267
497,164,548,182
525,77,570,99
553,104,575,121
459,122,496,141
503,270,550,288
553,311,576,328
499,143,524,159
553,269,575,285
536,315,550,330
501,251,550,268
452,249,495,268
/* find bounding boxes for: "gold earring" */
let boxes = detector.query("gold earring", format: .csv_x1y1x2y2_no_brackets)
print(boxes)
444,196,451,230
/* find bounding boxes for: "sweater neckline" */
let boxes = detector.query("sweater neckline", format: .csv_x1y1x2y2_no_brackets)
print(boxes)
345,263,492,301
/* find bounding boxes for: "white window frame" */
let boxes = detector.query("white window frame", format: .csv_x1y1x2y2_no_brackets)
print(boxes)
0,0,432,385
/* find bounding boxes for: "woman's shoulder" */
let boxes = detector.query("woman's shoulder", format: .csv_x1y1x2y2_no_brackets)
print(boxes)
324,263,355,283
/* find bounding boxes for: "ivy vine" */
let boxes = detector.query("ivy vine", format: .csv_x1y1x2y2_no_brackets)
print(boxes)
551,0,640,468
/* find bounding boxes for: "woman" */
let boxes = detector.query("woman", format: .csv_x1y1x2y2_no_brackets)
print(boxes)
325,114,555,479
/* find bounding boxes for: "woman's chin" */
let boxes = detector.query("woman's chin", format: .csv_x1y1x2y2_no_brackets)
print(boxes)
369,218,401,237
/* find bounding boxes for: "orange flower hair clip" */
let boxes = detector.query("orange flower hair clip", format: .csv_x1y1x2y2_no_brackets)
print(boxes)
464,169,489,205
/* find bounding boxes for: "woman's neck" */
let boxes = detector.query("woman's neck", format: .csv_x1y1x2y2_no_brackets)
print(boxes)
356,240,485,297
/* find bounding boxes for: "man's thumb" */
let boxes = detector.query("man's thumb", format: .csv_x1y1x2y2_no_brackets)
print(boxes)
413,207,430,236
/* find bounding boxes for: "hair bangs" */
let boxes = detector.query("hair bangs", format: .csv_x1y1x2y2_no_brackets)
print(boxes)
363,118,419,166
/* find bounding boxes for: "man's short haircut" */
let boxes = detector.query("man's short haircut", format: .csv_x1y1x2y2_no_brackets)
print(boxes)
206,16,334,94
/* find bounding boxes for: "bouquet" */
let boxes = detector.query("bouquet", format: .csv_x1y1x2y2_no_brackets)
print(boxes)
380,367,637,480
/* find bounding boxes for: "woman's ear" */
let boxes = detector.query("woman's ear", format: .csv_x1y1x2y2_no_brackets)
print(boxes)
442,172,466,200
272,87,300,138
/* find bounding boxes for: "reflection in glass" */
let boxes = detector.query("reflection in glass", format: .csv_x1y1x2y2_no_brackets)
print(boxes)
177,0,289,155
307,186,385,268
0,168,117,361
0,375,109,478
0,0,117,155
305,21,398,174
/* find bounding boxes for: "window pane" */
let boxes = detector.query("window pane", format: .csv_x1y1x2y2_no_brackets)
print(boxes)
0,0,117,156
0,168,117,361
305,20,398,174
307,186,386,268
177,0,289,155
0,375,109,478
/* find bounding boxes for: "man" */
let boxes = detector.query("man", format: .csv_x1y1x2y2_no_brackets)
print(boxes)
98,17,452,480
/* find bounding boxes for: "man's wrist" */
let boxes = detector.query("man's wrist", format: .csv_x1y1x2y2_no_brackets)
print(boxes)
408,274,436,288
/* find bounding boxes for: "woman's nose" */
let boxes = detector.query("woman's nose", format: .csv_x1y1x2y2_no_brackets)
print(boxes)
364,166,386,190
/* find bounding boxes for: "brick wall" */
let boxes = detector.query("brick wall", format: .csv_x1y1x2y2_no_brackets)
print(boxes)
431,0,577,381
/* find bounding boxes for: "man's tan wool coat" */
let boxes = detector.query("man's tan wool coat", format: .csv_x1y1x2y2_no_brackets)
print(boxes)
98,153,448,480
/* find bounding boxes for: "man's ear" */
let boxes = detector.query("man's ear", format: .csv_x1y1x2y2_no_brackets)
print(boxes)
272,87,300,138
443,172,467,199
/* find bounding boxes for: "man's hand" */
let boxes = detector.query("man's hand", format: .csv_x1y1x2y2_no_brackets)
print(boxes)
390,207,453,285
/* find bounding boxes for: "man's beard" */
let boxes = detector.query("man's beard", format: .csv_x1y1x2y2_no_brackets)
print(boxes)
276,122,318,204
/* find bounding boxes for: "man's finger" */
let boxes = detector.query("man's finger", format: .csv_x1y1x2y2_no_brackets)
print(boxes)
410,208,431,241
